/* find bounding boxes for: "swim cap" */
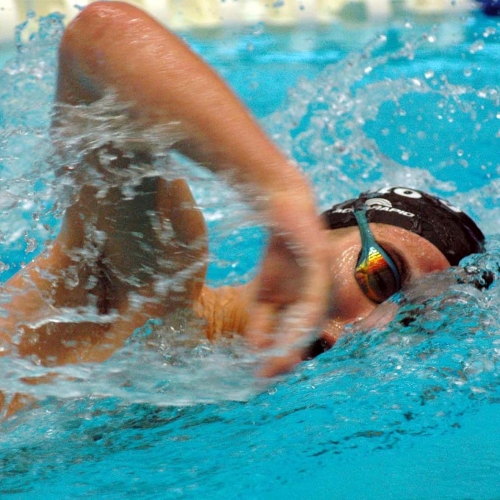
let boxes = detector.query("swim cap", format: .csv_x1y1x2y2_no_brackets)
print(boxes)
321,187,485,265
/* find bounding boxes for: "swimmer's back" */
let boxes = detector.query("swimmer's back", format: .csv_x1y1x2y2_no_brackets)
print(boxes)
195,284,252,340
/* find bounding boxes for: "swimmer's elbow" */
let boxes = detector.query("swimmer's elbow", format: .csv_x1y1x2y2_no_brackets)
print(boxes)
64,2,141,40
62,1,166,60
56,1,182,110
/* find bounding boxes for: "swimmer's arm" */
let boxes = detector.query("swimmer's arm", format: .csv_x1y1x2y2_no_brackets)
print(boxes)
55,1,294,189
55,1,332,375
0,175,207,418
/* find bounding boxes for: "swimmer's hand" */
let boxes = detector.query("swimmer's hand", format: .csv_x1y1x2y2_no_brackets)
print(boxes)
57,1,332,376
246,191,332,377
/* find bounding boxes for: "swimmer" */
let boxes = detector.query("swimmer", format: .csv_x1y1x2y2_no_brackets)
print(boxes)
0,2,485,415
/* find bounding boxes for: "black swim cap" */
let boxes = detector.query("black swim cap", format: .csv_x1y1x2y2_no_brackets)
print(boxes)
321,187,485,266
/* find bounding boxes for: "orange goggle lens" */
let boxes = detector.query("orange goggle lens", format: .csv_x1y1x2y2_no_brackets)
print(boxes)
354,209,401,304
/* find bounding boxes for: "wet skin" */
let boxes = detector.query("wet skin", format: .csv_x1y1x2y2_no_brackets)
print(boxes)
0,1,455,416
321,224,451,346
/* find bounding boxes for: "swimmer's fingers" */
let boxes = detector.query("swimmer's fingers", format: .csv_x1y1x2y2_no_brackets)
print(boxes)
249,303,321,378
245,303,277,349
245,234,301,346
246,227,331,377
257,350,304,378
251,302,326,378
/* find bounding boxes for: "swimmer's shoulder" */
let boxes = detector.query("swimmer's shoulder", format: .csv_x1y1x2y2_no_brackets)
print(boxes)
194,283,253,341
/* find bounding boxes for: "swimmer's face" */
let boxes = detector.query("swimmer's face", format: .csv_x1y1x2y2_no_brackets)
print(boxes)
322,224,450,345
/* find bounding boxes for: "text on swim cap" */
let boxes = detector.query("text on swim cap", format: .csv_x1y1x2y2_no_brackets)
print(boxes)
331,205,415,218
376,186,463,213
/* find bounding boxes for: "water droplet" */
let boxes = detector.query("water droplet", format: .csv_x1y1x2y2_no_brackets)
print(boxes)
483,27,496,38
469,40,485,54
25,238,37,253
252,22,264,36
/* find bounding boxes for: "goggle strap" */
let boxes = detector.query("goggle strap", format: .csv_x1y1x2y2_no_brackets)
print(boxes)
354,209,401,290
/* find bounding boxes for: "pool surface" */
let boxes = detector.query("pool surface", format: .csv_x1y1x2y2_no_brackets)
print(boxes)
1,6,500,499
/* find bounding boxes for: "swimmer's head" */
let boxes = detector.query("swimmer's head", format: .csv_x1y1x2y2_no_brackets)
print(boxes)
322,187,485,266
321,186,485,303
304,187,485,360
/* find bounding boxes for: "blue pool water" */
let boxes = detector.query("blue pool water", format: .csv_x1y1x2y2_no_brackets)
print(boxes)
2,8,500,499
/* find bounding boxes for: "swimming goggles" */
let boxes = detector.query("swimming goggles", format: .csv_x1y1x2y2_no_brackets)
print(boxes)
354,206,402,303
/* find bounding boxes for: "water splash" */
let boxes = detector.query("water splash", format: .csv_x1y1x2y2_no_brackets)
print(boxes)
265,22,500,229
2,11,500,499
0,13,65,281
1,9,500,410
